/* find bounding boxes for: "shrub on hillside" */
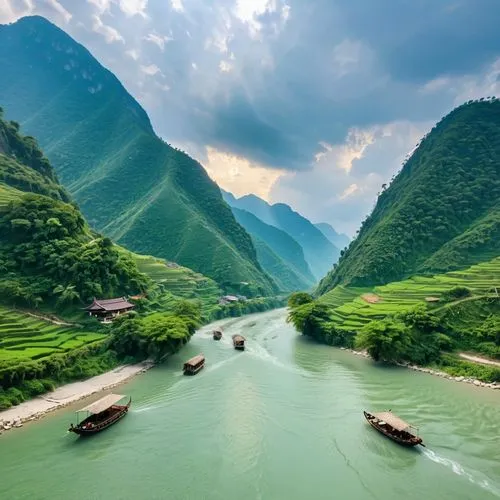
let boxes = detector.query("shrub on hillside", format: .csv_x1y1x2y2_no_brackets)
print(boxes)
441,286,472,302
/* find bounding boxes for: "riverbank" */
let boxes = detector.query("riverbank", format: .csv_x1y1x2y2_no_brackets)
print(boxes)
340,347,500,389
0,361,153,433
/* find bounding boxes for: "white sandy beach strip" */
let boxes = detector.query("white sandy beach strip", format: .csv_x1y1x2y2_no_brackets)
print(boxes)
0,362,153,427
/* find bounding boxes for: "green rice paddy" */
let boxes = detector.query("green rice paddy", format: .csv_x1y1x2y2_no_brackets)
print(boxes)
133,253,222,315
319,257,500,331
0,183,22,210
0,308,106,362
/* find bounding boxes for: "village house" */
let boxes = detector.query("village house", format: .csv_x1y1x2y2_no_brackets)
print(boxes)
84,297,135,323
218,295,248,306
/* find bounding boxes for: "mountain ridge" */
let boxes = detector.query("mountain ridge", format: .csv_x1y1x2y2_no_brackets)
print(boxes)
317,99,500,294
314,222,350,250
222,190,340,280
230,206,315,291
0,15,276,296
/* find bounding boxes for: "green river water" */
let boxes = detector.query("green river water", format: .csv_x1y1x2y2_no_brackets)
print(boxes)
1,309,499,500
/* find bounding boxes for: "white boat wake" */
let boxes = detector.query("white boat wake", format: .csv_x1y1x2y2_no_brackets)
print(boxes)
422,448,500,497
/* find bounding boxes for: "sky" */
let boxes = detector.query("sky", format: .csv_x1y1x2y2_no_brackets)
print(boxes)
2,0,500,236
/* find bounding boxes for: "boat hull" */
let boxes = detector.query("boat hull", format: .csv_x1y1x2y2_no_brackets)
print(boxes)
183,364,204,375
234,345,245,351
69,400,131,436
363,411,423,447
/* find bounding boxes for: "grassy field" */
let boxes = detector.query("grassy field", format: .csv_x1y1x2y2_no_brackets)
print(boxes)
0,307,106,362
319,257,500,331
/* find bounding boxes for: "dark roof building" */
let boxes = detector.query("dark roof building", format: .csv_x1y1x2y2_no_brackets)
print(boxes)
84,297,135,322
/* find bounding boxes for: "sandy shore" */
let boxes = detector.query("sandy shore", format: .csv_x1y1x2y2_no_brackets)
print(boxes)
0,361,153,431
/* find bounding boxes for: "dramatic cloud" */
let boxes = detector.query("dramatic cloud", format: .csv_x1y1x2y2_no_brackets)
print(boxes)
2,0,500,233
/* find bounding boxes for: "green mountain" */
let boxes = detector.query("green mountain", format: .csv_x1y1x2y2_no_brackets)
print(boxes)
222,191,339,280
249,238,309,292
0,109,150,309
314,223,350,251
318,99,500,294
0,16,275,296
230,207,315,290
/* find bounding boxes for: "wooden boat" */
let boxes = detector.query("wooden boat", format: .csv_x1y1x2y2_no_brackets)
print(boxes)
213,328,223,340
69,394,131,436
232,334,246,351
183,354,205,375
363,410,424,447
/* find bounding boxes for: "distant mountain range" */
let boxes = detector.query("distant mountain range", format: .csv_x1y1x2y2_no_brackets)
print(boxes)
314,223,350,251
0,16,275,296
231,207,315,291
318,99,500,294
222,190,341,281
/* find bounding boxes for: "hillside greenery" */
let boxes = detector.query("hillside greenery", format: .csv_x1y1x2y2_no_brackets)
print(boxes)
0,111,149,310
251,237,312,292
223,190,339,280
318,99,500,293
0,111,285,410
288,258,500,381
0,16,275,294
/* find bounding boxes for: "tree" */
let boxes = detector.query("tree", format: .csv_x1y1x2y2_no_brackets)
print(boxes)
287,292,313,308
355,319,412,362
53,284,80,305
287,302,330,340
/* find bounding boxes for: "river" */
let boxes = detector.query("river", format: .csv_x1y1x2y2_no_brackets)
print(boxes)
1,309,499,499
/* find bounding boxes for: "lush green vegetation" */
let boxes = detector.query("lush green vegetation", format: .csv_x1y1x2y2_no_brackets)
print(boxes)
0,307,105,362
0,341,117,410
0,112,150,310
0,16,275,293
109,301,201,363
318,99,500,293
223,190,339,280
133,253,285,321
288,259,500,381
0,106,285,410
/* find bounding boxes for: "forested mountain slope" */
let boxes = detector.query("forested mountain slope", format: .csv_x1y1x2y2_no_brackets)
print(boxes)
0,16,275,295
0,110,149,309
231,207,315,288
318,99,500,294
222,191,339,280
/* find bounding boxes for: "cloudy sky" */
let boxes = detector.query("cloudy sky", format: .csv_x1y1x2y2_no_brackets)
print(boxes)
2,0,500,235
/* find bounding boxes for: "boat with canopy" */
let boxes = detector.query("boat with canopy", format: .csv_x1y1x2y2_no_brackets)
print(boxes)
213,328,223,340
69,394,131,436
363,410,424,447
232,334,246,351
183,354,205,375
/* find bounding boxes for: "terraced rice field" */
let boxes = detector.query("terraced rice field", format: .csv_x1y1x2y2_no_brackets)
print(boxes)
319,257,500,331
0,308,106,361
0,183,22,209
133,254,222,314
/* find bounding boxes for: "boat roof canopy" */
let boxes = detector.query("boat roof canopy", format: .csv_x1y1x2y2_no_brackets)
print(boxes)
232,334,245,341
185,354,204,366
77,394,126,415
374,412,416,432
